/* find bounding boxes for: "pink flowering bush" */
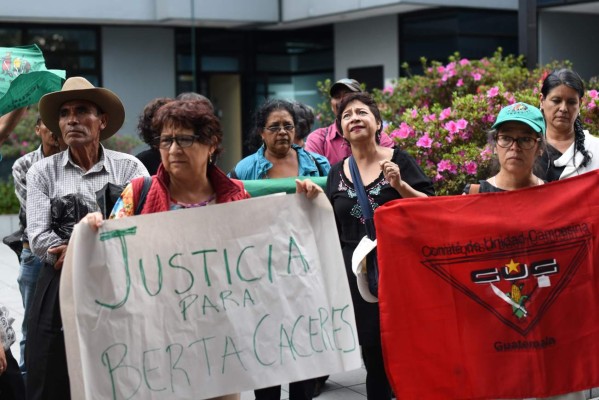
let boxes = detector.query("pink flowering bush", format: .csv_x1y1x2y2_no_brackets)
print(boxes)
101,134,143,153
322,49,599,195
2,107,38,158
314,80,335,129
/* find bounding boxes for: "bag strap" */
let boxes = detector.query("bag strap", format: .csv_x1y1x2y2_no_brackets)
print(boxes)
348,156,376,239
308,153,325,177
468,183,480,195
134,176,152,215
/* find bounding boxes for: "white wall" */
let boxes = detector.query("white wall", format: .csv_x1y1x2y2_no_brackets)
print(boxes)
156,0,278,23
102,27,176,137
283,0,516,21
1,0,279,24
334,15,399,85
539,12,599,80
0,0,155,22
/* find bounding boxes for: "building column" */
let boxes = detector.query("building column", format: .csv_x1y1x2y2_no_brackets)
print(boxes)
518,0,538,69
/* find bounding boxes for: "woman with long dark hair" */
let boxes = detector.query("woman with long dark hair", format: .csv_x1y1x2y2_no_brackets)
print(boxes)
538,68,599,180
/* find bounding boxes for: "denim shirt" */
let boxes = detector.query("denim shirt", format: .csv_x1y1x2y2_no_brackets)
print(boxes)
232,144,330,180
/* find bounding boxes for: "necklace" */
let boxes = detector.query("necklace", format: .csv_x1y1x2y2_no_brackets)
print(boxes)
173,193,216,208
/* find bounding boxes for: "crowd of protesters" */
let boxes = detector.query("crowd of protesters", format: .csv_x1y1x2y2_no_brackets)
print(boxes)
0,68,597,400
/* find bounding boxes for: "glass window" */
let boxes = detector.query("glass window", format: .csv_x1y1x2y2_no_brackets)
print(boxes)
400,9,518,75
0,29,21,47
177,54,193,72
201,56,239,72
175,26,334,155
28,29,97,52
0,25,101,83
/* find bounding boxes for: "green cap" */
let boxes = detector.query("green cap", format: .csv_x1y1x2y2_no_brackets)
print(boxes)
492,102,545,136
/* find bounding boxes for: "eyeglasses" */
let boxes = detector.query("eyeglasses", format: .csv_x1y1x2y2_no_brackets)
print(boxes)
495,135,540,150
264,124,294,134
153,135,200,149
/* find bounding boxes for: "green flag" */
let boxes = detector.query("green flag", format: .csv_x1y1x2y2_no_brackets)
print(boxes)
241,176,327,197
0,44,65,114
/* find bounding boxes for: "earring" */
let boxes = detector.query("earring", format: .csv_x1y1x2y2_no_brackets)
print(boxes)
209,153,213,164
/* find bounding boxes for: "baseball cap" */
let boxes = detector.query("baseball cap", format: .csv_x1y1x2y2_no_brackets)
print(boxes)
330,78,361,97
492,102,546,136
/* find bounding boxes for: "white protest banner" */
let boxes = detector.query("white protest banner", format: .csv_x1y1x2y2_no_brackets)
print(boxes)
61,193,361,400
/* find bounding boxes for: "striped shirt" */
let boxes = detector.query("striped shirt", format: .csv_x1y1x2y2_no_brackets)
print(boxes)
26,145,149,264
12,145,47,242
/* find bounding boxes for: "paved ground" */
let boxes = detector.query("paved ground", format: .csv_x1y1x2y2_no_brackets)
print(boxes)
0,244,23,363
0,243,368,400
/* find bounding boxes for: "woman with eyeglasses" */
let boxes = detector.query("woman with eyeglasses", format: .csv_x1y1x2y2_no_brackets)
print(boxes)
231,99,330,180
106,99,250,219
464,102,596,400
83,100,323,400
231,100,328,400
464,102,546,194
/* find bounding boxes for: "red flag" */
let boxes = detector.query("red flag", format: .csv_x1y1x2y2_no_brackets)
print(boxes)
376,170,599,399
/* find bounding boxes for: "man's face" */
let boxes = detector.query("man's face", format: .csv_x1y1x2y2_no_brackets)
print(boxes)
330,89,351,115
58,100,106,148
35,120,57,151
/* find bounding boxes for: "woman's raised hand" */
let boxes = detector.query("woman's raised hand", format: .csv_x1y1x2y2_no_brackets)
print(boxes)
83,212,105,233
380,159,402,190
295,179,323,200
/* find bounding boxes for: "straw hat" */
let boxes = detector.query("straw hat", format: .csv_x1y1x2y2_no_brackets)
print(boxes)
39,77,125,141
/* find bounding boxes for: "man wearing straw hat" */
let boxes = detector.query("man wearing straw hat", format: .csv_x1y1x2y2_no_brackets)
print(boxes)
24,77,148,399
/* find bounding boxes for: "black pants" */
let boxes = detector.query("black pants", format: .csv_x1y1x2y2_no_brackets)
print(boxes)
254,378,316,400
0,348,26,400
25,265,70,400
362,344,392,400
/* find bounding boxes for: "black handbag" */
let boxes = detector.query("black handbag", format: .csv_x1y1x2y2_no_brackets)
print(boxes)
95,176,152,218
95,182,125,219
50,194,90,240
348,156,379,299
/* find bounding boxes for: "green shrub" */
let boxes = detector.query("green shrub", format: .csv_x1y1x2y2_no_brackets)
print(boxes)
101,134,142,153
1,107,39,158
0,178,19,214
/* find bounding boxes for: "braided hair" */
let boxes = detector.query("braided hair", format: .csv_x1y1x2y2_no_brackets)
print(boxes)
573,116,591,168
541,68,592,169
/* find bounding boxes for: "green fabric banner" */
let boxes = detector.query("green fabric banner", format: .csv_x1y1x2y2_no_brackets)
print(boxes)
0,44,65,115
242,176,328,197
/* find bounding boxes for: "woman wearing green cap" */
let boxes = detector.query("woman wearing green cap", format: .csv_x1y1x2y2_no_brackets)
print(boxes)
464,102,597,400
464,102,546,194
